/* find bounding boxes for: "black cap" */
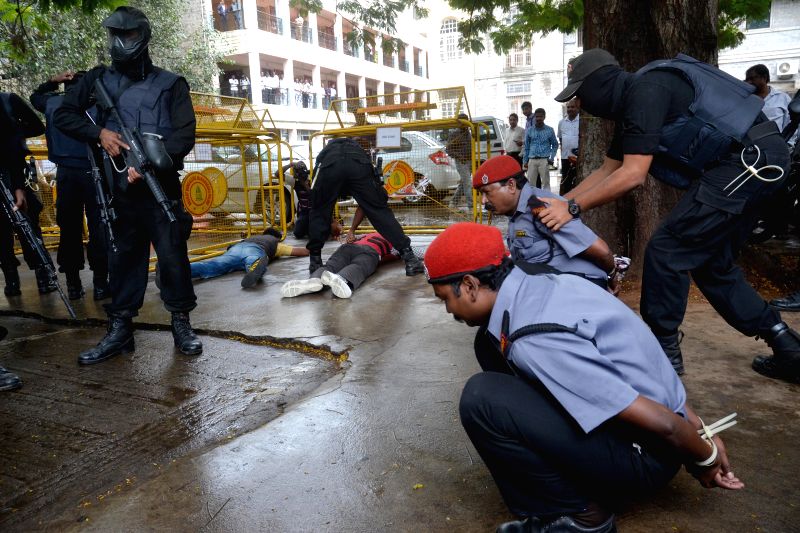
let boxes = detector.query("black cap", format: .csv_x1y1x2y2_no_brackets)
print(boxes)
554,48,619,102
102,6,149,31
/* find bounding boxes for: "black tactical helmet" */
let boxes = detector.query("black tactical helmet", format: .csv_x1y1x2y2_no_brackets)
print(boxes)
102,6,151,64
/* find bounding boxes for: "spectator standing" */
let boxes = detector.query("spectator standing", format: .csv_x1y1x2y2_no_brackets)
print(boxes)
522,108,558,191
216,0,227,30
521,101,533,130
230,0,242,29
503,112,525,165
240,76,250,101
557,99,580,195
745,64,792,131
303,78,312,108
446,113,474,210
229,75,239,97
261,71,272,104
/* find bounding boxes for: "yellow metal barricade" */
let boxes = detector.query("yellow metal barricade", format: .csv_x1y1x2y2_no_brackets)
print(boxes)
309,87,491,235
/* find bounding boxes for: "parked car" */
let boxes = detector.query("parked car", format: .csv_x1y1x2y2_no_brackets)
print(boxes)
472,115,508,161
375,130,461,201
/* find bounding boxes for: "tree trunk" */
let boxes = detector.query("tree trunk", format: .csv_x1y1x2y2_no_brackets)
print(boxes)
578,0,718,271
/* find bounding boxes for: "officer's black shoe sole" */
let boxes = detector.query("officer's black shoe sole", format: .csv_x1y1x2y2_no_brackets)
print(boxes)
93,287,111,300
38,285,58,295
78,338,135,365
0,369,23,391
770,303,800,312
752,355,800,384
67,287,85,300
175,340,203,356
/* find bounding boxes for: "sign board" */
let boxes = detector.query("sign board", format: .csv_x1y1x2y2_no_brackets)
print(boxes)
375,127,402,149
182,172,215,216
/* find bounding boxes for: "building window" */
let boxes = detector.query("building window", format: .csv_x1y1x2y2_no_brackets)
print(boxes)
506,82,531,95
746,6,770,30
505,44,531,69
297,129,316,141
441,99,457,118
507,96,531,116
439,18,462,62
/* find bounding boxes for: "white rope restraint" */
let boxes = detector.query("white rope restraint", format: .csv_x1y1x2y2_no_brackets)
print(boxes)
694,412,737,466
723,145,784,197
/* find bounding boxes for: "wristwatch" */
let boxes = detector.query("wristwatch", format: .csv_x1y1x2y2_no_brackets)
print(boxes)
567,199,581,218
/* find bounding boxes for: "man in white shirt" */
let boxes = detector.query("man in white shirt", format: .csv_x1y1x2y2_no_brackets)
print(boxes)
745,64,792,131
503,112,525,166
557,99,580,195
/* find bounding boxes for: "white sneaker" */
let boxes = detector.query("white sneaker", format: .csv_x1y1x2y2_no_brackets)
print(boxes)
321,270,352,299
280,278,324,298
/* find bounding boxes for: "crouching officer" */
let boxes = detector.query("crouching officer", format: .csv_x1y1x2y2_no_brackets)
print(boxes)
30,71,110,301
306,136,424,276
424,223,744,533
54,6,202,364
538,49,799,382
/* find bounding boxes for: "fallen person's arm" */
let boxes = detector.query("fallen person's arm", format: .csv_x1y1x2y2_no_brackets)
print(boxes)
616,395,744,491
347,206,366,243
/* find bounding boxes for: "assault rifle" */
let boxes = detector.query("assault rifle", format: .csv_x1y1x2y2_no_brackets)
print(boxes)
86,144,118,253
0,172,76,319
93,79,176,222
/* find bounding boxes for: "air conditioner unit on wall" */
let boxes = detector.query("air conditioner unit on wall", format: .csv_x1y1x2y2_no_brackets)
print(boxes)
776,59,799,79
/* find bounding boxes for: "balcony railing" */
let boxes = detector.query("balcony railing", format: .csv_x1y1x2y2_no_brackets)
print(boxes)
318,30,337,51
343,40,358,57
400,60,409,72
365,50,376,63
295,92,318,109
262,88,289,105
291,24,313,43
257,9,283,34
383,55,394,67
415,66,425,77
220,86,252,103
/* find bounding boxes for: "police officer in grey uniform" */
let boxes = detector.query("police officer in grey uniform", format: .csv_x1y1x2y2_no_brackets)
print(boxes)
474,155,616,289
306,136,424,276
55,6,202,364
424,223,744,533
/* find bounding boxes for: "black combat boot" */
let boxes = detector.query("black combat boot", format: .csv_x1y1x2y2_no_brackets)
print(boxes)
309,253,323,275
0,365,22,392
2,266,20,296
171,312,203,356
66,271,84,300
770,290,800,312
93,272,110,300
399,247,425,276
656,332,685,375
752,322,800,384
35,267,57,294
78,317,135,365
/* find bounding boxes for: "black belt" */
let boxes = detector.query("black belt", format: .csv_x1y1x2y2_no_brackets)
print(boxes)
529,157,548,160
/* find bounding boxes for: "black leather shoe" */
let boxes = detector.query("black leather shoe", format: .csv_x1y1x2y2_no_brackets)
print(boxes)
171,312,203,356
35,268,58,294
497,515,616,533
656,331,685,375
309,254,323,275
400,247,425,276
497,517,542,533
66,272,84,300
770,290,800,312
0,366,22,392
752,322,800,383
3,267,20,296
241,257,269,288
93,273,110,300
78,317,135,365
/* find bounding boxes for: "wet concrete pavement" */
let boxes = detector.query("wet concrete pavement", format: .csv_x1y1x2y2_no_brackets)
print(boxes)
1,236,799,532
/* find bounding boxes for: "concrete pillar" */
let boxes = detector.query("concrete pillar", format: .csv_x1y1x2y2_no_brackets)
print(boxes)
284,59,295,107
312,65,321,109
275,0,289,37
406,44,414,75
242,0,257,30
358,75,366,111
334,13,343,53
248,51,262,105
336,71,346,106
377,80,385,105
308,12,318,46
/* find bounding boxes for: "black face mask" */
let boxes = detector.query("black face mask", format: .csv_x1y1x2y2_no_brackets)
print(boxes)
576,66,632,120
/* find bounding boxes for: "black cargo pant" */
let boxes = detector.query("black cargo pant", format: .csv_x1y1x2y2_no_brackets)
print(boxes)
641,131,790,339
307,156,409,255
311,244,380,290
105,199,196,318
462,328,681,517
55,164,107,276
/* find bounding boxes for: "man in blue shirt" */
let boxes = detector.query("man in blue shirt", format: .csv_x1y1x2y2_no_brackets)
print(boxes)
473,155,615,289
424,223,743,533
522,108,559,191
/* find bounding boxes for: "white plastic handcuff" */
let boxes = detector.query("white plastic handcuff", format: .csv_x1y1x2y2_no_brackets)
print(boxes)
694,412,737,467
723,145,784,197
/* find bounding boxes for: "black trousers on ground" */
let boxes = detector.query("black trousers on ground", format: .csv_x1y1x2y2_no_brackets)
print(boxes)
55,165,107,276
640,140,789,338
293,211,309,239
311,244,379,290
462,327,681,517
307,157,410,255
0,189,47,271
105,201,196,318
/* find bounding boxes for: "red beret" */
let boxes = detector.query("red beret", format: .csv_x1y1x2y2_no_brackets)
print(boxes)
472,155,522,189
424,223,509,283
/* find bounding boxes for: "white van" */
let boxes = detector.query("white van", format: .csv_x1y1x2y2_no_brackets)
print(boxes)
472,116,508,161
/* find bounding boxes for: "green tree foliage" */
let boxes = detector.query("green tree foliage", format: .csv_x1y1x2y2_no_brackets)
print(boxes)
294,0,771,55
0,0,223,96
